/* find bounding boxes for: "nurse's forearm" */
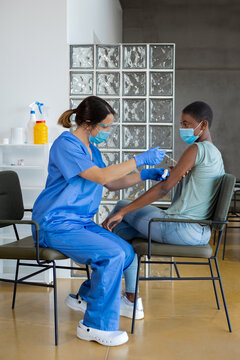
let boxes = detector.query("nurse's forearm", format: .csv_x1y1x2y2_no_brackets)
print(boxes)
105,173,141,191
101,159,138,184
80,159,137,185
118,182,169,217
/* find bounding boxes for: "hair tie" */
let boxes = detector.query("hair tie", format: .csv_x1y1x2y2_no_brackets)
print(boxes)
72,108,77,114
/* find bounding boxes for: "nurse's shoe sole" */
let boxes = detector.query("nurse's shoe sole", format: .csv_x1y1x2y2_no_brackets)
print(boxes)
65,294,87,313
77,320,128,346
120,295,144,320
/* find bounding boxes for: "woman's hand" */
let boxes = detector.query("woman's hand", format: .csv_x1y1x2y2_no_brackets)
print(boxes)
102,211,124,231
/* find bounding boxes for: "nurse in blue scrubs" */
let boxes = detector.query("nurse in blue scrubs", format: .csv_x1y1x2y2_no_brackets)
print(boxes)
32,96,166,346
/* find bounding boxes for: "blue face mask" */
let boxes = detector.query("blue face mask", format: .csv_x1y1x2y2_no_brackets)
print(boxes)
180,122,202,144
89,130,110,144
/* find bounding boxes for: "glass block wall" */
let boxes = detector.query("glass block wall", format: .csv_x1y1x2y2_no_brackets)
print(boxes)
69,44,175,225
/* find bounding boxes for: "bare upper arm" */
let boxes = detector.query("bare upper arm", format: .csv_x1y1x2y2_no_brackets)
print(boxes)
156,144,198,194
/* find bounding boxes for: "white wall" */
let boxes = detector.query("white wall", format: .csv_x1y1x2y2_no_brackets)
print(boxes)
0,0,68,143
0,0,122,144
67,0,122,44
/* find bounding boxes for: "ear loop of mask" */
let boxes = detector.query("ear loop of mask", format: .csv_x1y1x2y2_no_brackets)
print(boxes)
194,121,204,137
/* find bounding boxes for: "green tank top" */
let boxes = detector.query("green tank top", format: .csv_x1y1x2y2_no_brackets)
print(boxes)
165,141,225,220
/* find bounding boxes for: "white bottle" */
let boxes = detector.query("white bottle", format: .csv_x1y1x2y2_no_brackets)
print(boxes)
27,110,36,144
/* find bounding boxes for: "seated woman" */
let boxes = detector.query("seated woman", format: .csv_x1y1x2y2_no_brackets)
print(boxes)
103,101,225,305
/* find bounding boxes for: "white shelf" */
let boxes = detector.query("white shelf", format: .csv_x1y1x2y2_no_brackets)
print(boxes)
0,144,47,147
0,165,44,169
0,235,30,240
0,235,16,240
22,186,44,190
24,204,34,209
23,213,32,218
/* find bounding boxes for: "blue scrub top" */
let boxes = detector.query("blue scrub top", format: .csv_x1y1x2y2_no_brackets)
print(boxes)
32,131,106,238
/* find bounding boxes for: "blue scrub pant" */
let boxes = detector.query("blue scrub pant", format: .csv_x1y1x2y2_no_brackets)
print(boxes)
41,222,135,331
111,200,211,293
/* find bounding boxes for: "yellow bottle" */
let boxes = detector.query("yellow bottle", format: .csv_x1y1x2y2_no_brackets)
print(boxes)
34,121,48,144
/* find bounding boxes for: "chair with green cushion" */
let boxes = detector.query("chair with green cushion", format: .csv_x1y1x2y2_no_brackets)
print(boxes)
130,173,236,334
0,171,90,346
222,180,240,259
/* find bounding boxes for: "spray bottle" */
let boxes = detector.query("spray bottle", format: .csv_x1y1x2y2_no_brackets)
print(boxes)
27,102,38,144
34,102,48,144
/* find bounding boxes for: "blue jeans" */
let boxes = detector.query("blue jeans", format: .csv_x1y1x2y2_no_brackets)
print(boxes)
112,200,211,293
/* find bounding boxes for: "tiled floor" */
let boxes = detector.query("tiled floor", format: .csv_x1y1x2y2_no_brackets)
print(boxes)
0,225,240,360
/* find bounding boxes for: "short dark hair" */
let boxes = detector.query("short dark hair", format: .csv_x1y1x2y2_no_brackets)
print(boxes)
58,96,115,128
182,101,213,128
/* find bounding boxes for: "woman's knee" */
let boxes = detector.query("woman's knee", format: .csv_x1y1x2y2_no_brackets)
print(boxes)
113,200,131,213
112,220,139,241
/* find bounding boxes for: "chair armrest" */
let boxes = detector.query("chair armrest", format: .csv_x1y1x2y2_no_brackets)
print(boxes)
0,219,43,265
146,218,227,259
0,219,39,230
150,218,212,225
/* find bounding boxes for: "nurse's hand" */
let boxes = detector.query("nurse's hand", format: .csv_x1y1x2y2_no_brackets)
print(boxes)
102,211,123,231
134,147,166,167
140,168,169,181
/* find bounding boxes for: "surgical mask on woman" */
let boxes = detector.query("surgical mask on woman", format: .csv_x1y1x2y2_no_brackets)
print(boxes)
89,123,110,144
180,122,203,144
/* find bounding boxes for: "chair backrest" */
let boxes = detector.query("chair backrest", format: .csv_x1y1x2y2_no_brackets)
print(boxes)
212,173,236,230
0,171,24,226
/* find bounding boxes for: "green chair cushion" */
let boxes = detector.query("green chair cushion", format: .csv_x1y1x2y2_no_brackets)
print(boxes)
131,238,213,258
0,236,68,261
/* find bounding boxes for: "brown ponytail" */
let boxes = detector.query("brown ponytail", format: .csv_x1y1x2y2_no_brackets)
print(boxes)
57,109,75,128
57,96,115,129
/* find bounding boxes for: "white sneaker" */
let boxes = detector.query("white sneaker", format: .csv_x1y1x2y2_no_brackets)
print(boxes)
77,320,128,346
65,294,87,313
65,293,144,320
120,295,144,320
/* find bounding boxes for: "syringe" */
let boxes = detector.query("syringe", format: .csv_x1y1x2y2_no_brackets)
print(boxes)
164,153,177,164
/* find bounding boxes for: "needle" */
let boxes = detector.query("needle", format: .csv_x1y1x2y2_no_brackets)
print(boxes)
165,153,177,164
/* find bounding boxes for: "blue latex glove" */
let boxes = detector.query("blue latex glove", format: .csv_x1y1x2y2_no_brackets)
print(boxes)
140,168,169,181
134,147,166,168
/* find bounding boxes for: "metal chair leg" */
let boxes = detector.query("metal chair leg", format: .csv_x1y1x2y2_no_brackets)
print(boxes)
208,258,220,309
213,230,216,245
131,255,141,334
52,261,58,345
214,258,232,332
222,224,228,260
12,260,20,309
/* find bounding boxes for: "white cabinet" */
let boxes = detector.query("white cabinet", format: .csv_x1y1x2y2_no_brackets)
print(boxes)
0,144,49,206
0,144,80,281
0,144,52,281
